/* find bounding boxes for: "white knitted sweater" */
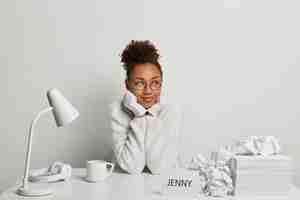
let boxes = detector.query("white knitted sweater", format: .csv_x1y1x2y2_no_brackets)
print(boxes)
109,100,182,174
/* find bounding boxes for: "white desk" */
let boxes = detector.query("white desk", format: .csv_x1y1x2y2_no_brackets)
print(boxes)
1,168,300,200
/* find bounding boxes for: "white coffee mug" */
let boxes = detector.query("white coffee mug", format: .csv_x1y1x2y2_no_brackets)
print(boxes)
86,160,115,182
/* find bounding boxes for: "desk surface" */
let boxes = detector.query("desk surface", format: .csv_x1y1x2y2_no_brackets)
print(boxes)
1,168,300,200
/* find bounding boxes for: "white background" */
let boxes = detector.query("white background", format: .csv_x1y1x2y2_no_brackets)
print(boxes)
1,0,300,192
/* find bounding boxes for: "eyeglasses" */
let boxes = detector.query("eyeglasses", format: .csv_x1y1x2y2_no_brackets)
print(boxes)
130,79,162,91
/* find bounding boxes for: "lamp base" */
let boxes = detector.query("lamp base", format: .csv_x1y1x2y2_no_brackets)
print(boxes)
17,186,53,197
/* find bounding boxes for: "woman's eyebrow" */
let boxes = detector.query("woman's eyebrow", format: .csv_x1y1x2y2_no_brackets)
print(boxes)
133,77,145,81
151,76,161,80
133,76,161,81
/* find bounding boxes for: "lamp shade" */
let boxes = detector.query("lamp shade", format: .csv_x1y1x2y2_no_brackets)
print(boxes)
47,88,79,127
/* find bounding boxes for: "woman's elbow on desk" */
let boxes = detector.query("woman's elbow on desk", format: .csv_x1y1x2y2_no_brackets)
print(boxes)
147,157,178,175
118,162,144,174
116,154,145,174
147,164,172,175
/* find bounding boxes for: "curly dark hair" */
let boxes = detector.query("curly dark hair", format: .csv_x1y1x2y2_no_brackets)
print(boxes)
120,40,163,80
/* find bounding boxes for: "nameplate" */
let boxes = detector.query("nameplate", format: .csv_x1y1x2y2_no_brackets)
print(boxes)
159,168,203,196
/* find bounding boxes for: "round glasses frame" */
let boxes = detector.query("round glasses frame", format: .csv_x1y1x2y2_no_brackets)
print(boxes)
130,79,162,91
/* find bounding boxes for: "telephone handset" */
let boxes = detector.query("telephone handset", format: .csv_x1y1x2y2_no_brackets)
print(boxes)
29,161,72,183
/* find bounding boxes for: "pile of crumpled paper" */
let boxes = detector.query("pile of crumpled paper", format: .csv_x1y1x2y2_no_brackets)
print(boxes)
189,136,281,197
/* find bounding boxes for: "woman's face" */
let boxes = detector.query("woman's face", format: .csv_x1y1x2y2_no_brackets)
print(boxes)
126,63,162,109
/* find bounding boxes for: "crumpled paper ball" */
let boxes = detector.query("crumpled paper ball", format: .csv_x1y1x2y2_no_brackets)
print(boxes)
188,154,234,197
204,165,233,197
229,136,281,156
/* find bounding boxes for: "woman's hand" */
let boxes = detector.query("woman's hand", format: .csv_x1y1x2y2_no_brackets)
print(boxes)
122,90,146,117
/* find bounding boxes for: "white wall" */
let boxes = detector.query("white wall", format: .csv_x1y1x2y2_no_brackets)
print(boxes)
1,0,300,192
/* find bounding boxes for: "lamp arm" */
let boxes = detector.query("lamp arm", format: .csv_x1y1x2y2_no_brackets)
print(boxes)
21,107,53,189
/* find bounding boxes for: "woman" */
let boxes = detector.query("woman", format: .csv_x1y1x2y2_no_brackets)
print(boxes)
110,40,182,174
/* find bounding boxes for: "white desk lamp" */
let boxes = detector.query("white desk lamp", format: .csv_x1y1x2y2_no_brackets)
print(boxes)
17,88,79,197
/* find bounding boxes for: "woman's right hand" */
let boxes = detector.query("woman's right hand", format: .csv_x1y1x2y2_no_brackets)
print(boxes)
122,90,146,117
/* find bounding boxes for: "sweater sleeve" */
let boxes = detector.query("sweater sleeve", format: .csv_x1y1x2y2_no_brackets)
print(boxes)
110,101,146,174
145,105,183,174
